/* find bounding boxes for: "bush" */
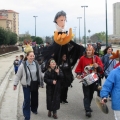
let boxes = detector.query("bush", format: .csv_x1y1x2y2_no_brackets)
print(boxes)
0,27,17,45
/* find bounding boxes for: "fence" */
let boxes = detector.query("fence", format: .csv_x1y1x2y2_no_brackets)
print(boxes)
0,46,19,55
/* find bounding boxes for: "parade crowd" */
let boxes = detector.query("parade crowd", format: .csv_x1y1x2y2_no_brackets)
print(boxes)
13,10,120,120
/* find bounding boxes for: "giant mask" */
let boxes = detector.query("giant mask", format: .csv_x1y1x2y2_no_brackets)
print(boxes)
53,11,73,45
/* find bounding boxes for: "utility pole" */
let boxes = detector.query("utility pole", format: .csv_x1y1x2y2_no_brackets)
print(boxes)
33,16,38,37
77,17,82,43
81,6,88,48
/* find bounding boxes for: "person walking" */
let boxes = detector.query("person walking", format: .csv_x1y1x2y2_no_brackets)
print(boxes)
101,46,116,100
13,56,19,74
13,51,41,120
19,55,24,66
44,58,63,119
100,66,120,120
59,53,73,104
75,45,103,117
101,46,116,79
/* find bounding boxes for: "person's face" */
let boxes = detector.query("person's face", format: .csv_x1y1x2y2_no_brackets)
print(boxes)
107,48,112,54
20,56,22,60
56,16,66,29
27,52,35,63
16,57,18,60
49,60,56,69
62,54,66,61
86,48,93,57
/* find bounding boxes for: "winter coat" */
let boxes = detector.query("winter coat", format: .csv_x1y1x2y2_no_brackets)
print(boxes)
59,61,73,87
100,67,120,110
44,68,63,111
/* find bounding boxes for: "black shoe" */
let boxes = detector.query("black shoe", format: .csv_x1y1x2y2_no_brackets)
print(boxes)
86,112,91,117
32,111,38,114
62,100,68,103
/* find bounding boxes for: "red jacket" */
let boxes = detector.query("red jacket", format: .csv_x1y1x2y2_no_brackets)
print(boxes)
75,55,103,74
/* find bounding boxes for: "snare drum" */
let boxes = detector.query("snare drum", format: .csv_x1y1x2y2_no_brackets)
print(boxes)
82,73,98,86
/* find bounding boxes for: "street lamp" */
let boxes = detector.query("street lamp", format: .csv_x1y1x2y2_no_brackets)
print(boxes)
105,0,108,47
77,17,82,43
73,27,77,43
81,6,88,48
33,16,38,37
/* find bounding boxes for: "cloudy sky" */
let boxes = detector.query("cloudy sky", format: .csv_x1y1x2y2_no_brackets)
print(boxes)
0,0,119,38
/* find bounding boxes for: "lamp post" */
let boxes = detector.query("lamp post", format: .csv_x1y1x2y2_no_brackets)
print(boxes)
73,27,77,43
105,0,108,47
33,16,38,37
77,17,82,43
81,6,88,48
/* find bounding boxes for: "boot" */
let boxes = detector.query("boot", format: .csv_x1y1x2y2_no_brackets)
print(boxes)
53,114,58,119
48,111,51,117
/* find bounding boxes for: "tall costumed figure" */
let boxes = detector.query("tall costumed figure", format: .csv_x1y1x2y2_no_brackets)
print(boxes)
41,10,85,109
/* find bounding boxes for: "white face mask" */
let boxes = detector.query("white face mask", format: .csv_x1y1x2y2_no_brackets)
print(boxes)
55,23,66,32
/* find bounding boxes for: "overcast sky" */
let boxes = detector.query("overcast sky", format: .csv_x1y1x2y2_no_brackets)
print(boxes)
0,0,119,38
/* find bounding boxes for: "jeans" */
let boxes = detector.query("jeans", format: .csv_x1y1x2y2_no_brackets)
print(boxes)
82,82,96,112
22,86,38,120
14,66,18,74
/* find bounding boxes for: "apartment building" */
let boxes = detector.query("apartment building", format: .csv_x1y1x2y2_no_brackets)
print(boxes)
0,9,19,35
113,2,120,35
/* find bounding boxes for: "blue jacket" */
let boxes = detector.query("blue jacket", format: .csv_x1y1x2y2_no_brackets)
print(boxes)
101,54,116,77
100,67,120,110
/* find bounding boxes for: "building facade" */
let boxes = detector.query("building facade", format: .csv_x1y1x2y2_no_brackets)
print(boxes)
113,2,120,35
0,9,19,35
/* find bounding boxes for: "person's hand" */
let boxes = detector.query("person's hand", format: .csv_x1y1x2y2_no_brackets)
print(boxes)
13,85,17,90
93,63,98,68
53,80,57,85
76,75,81,79
55,67,59,73
101,98,107,105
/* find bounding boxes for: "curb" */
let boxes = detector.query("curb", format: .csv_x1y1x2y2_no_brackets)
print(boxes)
0,50,21,57
0,65,14,104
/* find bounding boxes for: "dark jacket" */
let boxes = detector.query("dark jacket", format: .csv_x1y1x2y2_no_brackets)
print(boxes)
59,61,73,87
44,68,63,111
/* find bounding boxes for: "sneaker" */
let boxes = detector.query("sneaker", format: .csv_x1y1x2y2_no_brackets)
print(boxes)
86,112,91,117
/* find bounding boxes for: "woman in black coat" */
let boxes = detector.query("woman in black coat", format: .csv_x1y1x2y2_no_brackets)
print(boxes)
59,54,73,103
44,58,63,119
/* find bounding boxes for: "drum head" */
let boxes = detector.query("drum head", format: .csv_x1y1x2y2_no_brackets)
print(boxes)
95,96,109,114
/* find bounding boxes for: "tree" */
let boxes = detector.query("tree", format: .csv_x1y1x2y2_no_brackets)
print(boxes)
90,31,106,43
9,32,17,45
33,37,43,44
0,27,17,45
90,34,98,43
96,32,106,41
